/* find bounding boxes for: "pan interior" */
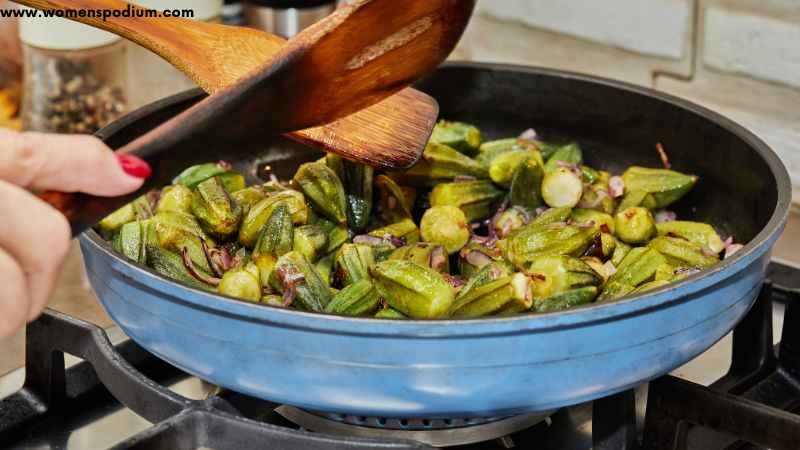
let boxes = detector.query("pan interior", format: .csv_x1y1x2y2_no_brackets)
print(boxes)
98,65,780,278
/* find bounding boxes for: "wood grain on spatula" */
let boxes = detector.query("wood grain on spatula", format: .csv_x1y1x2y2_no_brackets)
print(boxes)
15,0,439,169
37,0,476,235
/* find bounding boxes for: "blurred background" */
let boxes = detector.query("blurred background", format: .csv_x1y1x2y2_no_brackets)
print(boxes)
0,0,798,374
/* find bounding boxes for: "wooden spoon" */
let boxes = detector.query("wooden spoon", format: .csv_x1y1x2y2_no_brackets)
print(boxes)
35,0,476,235
14,0,440,170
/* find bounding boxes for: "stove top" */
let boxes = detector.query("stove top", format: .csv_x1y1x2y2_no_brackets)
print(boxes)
2,260,800,450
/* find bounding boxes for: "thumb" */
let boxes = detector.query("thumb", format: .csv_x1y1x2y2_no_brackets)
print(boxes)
0,129,150,196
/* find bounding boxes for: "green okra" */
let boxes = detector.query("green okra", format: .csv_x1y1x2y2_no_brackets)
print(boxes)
390,243,450,273
315,252,335,287
509,158,544,211
491,206,530,239
368,218,420,245
648,235,719,268
534,286,598,312
607,247,666,288
327,154,373,232
333,243,377,287
375,308,407,319
375,175,414,223
430,180,505,222
541,167,583,208
191,176,242,239
230,186,268,217
620,166,698,209
429,120,482,155
218,264,261,302
543,143,582,173
420,205,470,254
524,255,602,299
252,203,294,283
489,148,542,187
371,260,454,319
655,220,725,254
499,223,598,270
239,190,308,247
571,209,615,234
293,224,329,262
610,239,632,267
156,185,194,215
615,207,656,244
325,279,381,316
293,162,348,225
269,251,332,312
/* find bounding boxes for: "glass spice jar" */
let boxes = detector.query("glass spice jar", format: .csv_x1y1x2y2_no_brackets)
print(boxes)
19,10,128,134
126,0,223,109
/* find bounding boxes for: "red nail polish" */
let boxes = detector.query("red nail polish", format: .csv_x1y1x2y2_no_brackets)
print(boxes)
117,154,152,179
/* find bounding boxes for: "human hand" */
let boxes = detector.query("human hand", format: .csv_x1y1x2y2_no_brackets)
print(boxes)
0,129,150,338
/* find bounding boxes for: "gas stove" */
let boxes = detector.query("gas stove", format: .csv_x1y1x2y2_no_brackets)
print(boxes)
2,260,800,450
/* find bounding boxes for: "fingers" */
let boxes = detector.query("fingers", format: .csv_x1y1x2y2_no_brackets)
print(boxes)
0,247,30,339
0,180,71,322
0,128,149,196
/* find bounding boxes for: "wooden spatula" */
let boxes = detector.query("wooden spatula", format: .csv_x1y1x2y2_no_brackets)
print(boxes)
35,0,476,236
14,0,439,169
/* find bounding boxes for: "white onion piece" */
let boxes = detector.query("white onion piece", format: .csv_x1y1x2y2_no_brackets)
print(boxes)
654,210,677,223
518,128,538,140
608,176,625,198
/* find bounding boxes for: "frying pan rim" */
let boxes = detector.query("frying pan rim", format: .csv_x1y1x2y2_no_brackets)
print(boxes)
81,62,790,335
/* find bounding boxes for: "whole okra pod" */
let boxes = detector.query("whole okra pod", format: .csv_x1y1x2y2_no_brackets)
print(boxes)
370,260,455,319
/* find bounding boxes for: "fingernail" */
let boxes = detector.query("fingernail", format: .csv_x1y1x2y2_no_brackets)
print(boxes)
117,154,152,179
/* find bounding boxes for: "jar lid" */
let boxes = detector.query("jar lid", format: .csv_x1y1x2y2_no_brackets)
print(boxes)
19,7,121,50
132,0,223,22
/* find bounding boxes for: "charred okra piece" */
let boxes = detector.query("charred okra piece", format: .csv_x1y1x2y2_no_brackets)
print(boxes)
191,177,243,239
475,138,540,170
370,260,455,319
543,143,582,173
655,221,725,254
620,166,698,209
648,236,719,268
541,167,584,208
239,191,308,247
325,279,381,316
615,207,656,244
157,185,194,215
268,251,332,312
632,279,671,294
610,239,632,267
509,159,544,211
368,218,420,246
315,252,335,286
293,162,348,225
390,243,450,273
429,120,481,155
146,239,214,291
292,224,329,262
252,203,294,283
218,264,261,302
173,162,245,193
578,182,616,214
333,243,377,287
449,263,524,317
151,211,214,273
326,154,373,232
420,205,470,254
430,180,505,222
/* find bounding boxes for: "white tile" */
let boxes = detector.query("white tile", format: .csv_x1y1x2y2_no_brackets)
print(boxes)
478,0,692,59
704,6,800,88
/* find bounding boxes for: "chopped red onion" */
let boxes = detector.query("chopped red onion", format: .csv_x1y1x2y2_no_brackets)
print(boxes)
429,246,448,272
701,246,718,257
518,128,538,140
654,210,677,224
655,143,671,169
181,247,221,286
454,175,478,182
608,176,625,198
217,160,233,171
724,244,744,259
577,189,608,209
464,249,493,267
276,265,305,307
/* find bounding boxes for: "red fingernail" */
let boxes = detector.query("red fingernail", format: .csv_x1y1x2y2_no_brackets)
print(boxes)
117,154,152,179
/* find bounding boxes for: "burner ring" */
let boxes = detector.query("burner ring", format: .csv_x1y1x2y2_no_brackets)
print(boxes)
275,406,554,447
